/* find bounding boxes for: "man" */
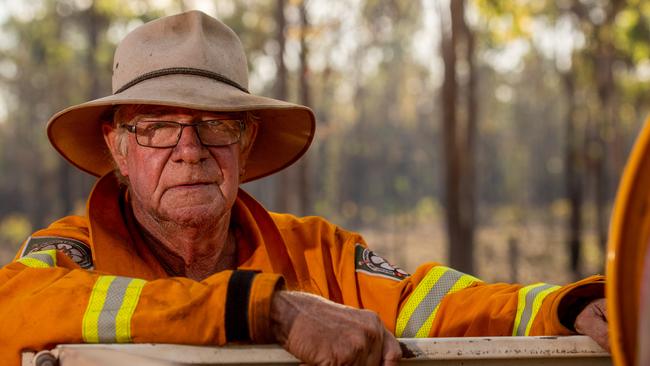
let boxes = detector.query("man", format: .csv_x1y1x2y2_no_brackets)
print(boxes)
0,10,607,365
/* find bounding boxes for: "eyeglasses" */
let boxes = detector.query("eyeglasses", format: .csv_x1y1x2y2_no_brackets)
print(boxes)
122,118,245,148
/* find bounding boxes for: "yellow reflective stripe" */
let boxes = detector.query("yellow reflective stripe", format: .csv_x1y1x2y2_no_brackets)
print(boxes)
396,267,447,337
525,285,560,336
82,276,147,343
114,278,146,343
414,273,479,337
83,276,115,343
17,257,50,268
512,284,531,336
395,266,481,337
512,283,561,336
17,249,57,268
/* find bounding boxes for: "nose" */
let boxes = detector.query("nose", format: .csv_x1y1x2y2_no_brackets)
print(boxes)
171,125,208,163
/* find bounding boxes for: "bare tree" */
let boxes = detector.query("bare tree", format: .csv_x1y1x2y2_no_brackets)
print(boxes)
297,0,312,215
561,69,584,280
566,0,626,268
274,0,291,212
439,0,478,273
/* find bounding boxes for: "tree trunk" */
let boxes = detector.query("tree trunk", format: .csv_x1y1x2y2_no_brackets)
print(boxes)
297,0,312,216
594,41,615,263
274,0,291,212
459,0,477,273
441,0,473,273
592,3,622,269
561,70,583,280
80,3,103,201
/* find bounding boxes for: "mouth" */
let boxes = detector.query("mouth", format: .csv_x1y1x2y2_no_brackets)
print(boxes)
168,182,217,190
177,182,213,187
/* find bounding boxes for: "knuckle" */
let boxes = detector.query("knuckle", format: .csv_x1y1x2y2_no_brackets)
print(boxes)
349,334,368,350
358,309,382,327
360,308,379,320
364,328,380,343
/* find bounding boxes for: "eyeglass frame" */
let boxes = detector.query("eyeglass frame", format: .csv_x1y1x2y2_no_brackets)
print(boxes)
120,117,246,148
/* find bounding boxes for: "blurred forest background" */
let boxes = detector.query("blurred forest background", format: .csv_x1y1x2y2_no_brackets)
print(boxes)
0,0,648,284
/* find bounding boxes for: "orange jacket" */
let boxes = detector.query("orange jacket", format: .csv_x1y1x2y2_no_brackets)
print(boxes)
0,174,604,364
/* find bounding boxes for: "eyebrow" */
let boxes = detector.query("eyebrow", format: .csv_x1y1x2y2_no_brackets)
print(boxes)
134,112,243,120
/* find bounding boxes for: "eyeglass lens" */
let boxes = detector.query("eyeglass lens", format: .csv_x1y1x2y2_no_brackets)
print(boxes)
135,120,241,147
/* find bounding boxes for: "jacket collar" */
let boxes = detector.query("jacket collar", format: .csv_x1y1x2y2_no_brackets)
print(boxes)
85,173,302,288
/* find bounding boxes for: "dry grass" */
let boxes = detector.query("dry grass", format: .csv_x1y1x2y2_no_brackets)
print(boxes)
360,213,605,286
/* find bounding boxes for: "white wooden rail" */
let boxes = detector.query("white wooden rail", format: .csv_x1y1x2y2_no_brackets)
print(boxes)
23,336,611,366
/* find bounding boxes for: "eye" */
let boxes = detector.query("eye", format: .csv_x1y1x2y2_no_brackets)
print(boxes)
203,119,241,131
202,120,223,128
148,121,171,130
139,121,175,133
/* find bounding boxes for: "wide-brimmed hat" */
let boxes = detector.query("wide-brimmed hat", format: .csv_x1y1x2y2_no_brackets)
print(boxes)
47,10,315,183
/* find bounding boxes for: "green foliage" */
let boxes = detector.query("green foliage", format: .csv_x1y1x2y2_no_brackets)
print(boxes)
614,7,650,63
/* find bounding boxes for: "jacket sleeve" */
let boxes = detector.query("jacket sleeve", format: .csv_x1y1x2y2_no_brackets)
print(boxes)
0,248,282,365
322,228,604,338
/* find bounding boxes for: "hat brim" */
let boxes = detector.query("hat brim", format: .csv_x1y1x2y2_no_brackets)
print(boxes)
47,74,315,183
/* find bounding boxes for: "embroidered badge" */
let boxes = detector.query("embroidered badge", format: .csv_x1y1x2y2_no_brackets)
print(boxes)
354,244,409,281
21,236,94,269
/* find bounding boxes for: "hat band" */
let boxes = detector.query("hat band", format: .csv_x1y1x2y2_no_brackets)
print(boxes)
114,67,250,94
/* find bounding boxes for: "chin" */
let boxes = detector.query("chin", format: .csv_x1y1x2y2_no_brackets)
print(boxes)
158,203,228,227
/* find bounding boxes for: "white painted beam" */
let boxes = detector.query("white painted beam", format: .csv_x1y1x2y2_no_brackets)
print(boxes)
25,336,611,366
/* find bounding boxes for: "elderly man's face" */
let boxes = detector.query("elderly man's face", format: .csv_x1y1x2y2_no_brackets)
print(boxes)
103,106,257,227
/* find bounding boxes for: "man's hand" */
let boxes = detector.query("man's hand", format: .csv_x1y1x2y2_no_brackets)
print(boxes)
270,290,402,365
574,298,610,352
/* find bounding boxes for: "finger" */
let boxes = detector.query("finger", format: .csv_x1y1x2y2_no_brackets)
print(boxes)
363,320,384,366
596,300,610,351
593,327,610,352
594,319,611,352
579,317,609,352
601,333,611,352
381,328,402,366
597,298,608,320
580,300,610,351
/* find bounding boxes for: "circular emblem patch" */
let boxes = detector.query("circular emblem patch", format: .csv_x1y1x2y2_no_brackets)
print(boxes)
355,244,409,281
22,236,94,269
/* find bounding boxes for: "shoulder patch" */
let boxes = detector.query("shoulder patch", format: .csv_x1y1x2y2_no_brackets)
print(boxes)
355,244,409,281
21,236,94,270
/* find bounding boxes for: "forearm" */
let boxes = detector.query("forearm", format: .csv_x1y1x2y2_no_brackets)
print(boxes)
392,264,605,338
0,252,282,365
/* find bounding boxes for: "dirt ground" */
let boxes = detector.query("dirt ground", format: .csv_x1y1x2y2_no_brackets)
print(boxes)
359,215,604,285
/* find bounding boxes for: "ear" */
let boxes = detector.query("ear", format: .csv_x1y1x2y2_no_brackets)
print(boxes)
102,123,130,177
238,121,259,176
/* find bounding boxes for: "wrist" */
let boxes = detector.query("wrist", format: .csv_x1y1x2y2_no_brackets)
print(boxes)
270,290,297,345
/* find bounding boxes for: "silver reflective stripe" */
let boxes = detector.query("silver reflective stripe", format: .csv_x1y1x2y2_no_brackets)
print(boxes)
401,269,462,337
515,284,556,336
26,252,55,267
97,277,132,343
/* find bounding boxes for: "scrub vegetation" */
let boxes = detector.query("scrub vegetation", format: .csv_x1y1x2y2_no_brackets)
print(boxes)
0,0,648,282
